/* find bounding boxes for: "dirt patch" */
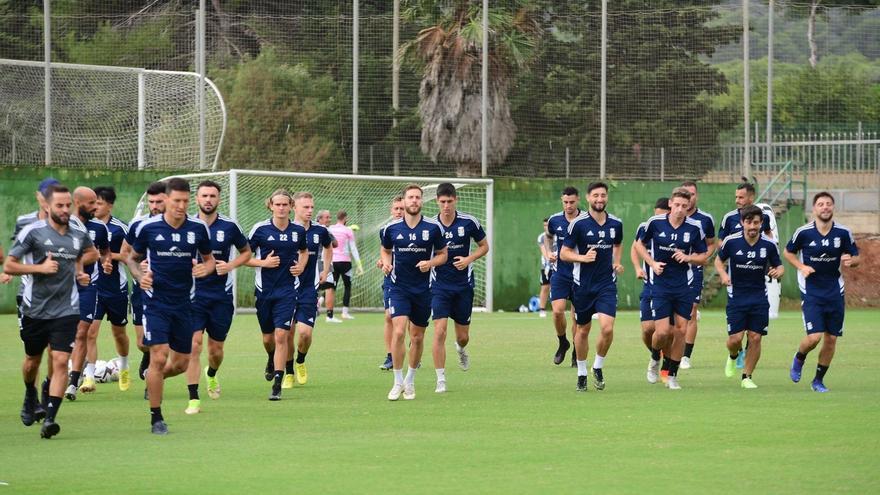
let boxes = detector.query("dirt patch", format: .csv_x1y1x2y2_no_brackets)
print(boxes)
845,235,880,307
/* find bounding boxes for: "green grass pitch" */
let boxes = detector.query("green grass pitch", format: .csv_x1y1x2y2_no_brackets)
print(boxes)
0,310,877,493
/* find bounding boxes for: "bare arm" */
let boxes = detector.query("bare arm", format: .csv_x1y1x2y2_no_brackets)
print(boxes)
290,249,309,276
452,238,489,271
216,245,252,276
319,246,333,283
630,241,645,279
416,246,448,272
560,245,597,264
612,244,624,274
714,254,730,286
3,254,58,276
544,234,557,263
380,247,393,275
783,249,814,278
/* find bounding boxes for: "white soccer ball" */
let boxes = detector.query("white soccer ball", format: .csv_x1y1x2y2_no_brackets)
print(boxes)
106,357,121,382
94,360,112,383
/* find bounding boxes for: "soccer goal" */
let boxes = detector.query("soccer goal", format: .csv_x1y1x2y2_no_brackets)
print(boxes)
133,169,495,312
0,58,226,170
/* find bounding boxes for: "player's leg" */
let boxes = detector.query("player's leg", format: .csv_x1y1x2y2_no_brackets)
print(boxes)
432,316,448,391
573,321,591,392
388,315,409,400
681,301,699,369
109,323,130,390
75,288,100,394
85,319,100,386
44,336,74,439
379,286,393,370
811,301,845,392
454,321,470,371
790,301,825,383
255,297,276,381
100,294,131,390
550,282,571,365
590,287,617,390
538,269,550,318
146,343,170,434
205,336,225,398
185,329,205,414
66,319,91,399
405,324,427,400
19,316,47,427
339,262,354,319
741,330,763,389
725,331,745,378
294,322,313,385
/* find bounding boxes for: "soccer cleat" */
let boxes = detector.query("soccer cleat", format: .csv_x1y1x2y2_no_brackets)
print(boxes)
435,380,447,394
269,385,282,401
387,383,404,401
736,349,745,369
680,356,691,370
665,376,681,390
790,355,804,383
660,369,669,384
593,368,605,391
34,404,46,423
118,369,131,391
64,384,78,401
539,310,547,318
646,359,660,384
282,374,295,389
456,343,470,371
341,312,355,320
576,375,588,392
741,377,758,389
40,419,61,439
553,339,571,366
20,393,38,426
379,354,393,371
295,363,308,385
205,368,221,399
325,316,343,323
79,377,96,394
403,383,416,400
185,399,201,415
151,420,168,435
811,380,828,393
725,356,737,378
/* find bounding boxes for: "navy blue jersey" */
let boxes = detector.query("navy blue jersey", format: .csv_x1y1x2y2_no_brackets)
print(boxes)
380,216,446,293
785,221,858,302
248,218,308,298
635,221,653,297
546,209,582,280
688,209,716,280
639,214,708,294
432,211,486,290
718,208,772,240
194,215,248,301
299,221,334,290
71,216,110,286
131,215,212,307
96,216,130,297
718,232,781,305
563,212,623,289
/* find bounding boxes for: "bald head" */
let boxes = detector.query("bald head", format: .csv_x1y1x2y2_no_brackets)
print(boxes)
73,186,97,220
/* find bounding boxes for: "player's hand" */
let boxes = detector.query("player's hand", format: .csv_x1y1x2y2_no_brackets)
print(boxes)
719,272,731,286
140,269,153,290
356,265,365,276
767,266,783,279
672,250,690,263
263,250,280,268
192,259,212,278
613,263,624,274
0,273,12,284
140,259,149,272
799,265,815,278
381,261,393,276
583,248,597,263
76,270,90,286
416,260,432,273
290,261,305,276
548,253,558,263
841,254,854,267
215,260,230,275
40,252,59,274
652,261,666,276
452,256,470,270
635,267,646,280
375,259,383,268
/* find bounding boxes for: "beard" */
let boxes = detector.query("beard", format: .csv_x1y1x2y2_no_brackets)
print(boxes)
406,204,421,216
199,203,216,215
818,211,833,222
79,206,94,220
51,211,69,225
591,203,606,213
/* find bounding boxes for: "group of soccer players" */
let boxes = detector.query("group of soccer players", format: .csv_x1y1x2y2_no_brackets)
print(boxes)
1,175,859,438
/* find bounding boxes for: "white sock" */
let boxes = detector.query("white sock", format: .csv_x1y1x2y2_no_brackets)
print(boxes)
84,362,96,379
119,355,129,369
405,366,417,385
436,368,446,381
393,369,404,385
576,360,588,376
593,355,605,370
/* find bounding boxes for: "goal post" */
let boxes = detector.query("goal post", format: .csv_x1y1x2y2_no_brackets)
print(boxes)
133,169,494,313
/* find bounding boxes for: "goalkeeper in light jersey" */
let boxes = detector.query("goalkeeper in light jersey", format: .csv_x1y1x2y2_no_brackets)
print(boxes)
328,210,364,320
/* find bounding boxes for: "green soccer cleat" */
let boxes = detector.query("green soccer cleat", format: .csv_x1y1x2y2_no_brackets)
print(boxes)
185,399,201,415
118,369,131,392
725,356,737,378
281,374,295,389
295,363,308,385
205,367,221,400
741,377,758,389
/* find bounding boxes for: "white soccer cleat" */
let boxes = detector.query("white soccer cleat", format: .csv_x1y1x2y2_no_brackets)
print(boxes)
403,383,416,400
326,316,343,323
646,359,660,384
435,380,447,394
456,342,470,371
341,312,355,320
680,356,691,370
539,310,547,318
666,376,681,390
387,383,404,401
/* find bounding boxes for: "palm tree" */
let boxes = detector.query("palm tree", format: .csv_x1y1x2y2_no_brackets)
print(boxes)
401,0,540,176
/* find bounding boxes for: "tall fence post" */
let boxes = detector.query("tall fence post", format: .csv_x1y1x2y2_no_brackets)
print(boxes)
198,1,207,170
766,0,774,165
565,147,570,179
660,147,665,181
138,71,145,170
480,0,488,178
392,0,400,176
599,0,608,179
43,0,51,165
352,0,359,175
742,0,751,181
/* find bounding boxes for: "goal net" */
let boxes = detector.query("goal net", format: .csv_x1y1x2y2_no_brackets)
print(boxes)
133,169,495,312
0,58,226,170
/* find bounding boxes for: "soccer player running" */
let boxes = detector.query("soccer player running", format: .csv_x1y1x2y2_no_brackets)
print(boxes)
246,189,308,401
89,186,133,392
380,184,447,401
184,181,251,414
328,210,364,320
560,182,623,391
5,184,98,438
631,197,670,383
431,183,489,393
545,186,582,366
679,181,716,370
714,205,784,389
65,186,111,400
126,178,215,434
537,218,555,318
634,188,709,390
378,196,405,370
315,209,340,322
283,191,333,390
784,192,859,393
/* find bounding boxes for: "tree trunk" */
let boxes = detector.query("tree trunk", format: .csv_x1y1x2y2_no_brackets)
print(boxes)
807,0,820,69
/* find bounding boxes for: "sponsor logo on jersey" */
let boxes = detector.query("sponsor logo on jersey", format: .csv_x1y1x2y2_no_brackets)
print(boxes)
396,233,404,240
187,231,195,244
267,235,275,241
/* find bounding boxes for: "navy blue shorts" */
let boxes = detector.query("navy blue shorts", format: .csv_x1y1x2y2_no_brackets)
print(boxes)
95,292,129,326
387,286,431,328
549,275,574,302
382,285,391,310
726,302,769,335
192,297,235,341
78,285,99,323
131,288,144,326
255,293,296,334
294,289,319,327
572,284,617,325
432,286,474,325
650,291,693,321
143,303,194,353
802,298,845,337
639,291,653,322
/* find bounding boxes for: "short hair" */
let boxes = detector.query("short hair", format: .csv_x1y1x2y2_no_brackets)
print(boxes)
654,197,670,210
266,188,292,209
562,186,579,197
44,184,70,201
740,204,763,223
94,186,117,204
587,181,608,195
543,217,549,222
146,181,166,196
436,182,457,198
293,191,313,202
336,210,347,221
736,183,756,196
197,180,222,194
317,209,330,219
671,187,692,201
680,180,698,190
165,178,190,194
812,191,835,205
391,195,404,204
403,184,422,196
